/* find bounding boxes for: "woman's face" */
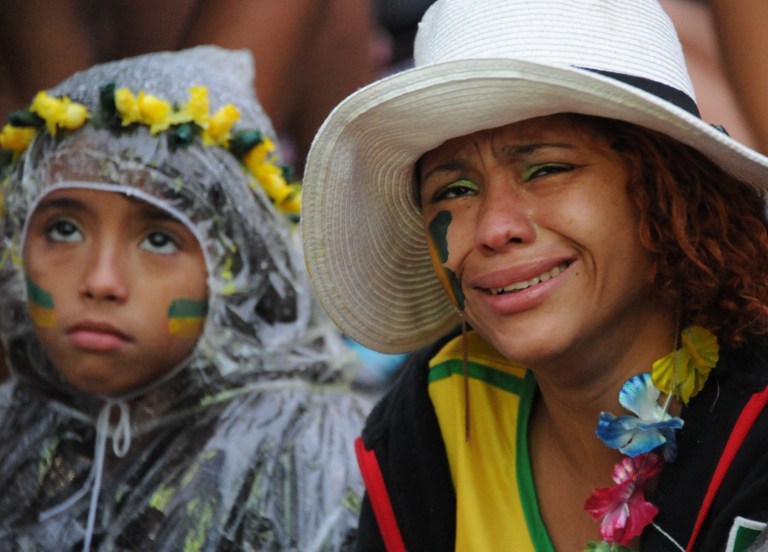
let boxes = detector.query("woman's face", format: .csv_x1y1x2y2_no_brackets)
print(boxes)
23,187,208,396
419,114,670,372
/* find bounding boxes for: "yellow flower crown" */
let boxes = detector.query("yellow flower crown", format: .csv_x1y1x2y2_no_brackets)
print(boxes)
0,84,301,218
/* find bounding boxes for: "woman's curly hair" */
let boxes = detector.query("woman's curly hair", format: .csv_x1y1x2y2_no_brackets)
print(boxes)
589,116,768,347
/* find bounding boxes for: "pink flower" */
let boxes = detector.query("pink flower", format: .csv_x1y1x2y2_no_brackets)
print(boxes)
584,453,664,545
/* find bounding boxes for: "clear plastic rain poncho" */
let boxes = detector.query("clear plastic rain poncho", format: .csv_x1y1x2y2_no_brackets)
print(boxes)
0,46,370,551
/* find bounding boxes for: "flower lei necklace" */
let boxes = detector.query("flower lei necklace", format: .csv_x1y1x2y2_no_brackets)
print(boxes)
582,326,719,551
0,84,301,218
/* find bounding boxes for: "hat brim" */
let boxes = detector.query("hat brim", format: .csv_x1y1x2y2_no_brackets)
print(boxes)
302,58,768,353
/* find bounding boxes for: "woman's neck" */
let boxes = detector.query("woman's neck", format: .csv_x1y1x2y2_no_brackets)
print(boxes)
526,314,677,551
529,390,629,552
531,311,677,431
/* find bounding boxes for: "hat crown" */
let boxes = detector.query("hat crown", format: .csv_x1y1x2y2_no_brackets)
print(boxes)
415,0,695,102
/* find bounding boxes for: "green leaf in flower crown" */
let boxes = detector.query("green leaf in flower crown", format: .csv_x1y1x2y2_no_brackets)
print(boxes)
92,83,120,129
168,122,198,150
0,148,12,171
8,110,44,129
228,130,263,158
280,164,294,182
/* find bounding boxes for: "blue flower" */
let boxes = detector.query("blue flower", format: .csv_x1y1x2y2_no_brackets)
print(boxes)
596,374,683,460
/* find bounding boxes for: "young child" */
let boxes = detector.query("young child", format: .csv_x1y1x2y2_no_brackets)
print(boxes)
0,46,369,551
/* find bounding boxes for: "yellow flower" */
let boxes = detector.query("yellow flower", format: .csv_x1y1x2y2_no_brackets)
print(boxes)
261,136,275,153
278,184,302,216
0,125,36,154
136,91,172,134
115,88,141,126
58,99,88,130
30,91,62,135
186,85,210,126
29,91,88,136
242,138,275,173
115,88,172,132
254,163,291,203
166,85,212,128
652,326,719,404
28,92,88,136
203,104,240,146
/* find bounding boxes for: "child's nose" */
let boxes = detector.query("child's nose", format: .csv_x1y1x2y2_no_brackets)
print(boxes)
79,243,128,302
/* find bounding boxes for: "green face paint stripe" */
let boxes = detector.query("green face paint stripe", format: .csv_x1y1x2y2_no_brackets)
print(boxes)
26,277,54,309
427,210,452,264
448,270,465,310
168,299,208,318
427,210,465,310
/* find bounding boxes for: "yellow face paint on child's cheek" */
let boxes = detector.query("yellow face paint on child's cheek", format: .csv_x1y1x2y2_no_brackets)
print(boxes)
26,277,57,328
426,210,465,310
167,299,208,336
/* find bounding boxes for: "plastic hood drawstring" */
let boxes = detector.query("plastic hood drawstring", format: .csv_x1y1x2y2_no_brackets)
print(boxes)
38,399,132,552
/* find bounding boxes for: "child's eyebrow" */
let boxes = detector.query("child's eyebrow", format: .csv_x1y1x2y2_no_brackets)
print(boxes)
35,195,182,224
129,201,182,224
34,196,88,214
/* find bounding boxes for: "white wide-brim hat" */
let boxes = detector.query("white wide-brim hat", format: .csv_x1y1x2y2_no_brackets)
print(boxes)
302,0,768,354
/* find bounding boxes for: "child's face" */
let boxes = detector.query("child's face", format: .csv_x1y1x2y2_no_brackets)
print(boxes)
23,188,208,396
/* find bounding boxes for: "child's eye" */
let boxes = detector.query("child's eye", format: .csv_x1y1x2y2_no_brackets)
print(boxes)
522,163,575,181
140,231,179,255
431,178,479,202
46,219,82,243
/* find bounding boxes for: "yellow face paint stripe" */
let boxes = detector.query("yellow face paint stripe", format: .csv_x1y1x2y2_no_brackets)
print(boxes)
28,303,57,328
167,299,207,336
168,317,205,337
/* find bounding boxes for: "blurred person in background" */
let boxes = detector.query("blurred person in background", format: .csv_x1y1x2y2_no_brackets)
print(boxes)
0,0,379,172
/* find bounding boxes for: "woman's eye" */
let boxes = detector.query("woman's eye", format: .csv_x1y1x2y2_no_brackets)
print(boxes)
46,219,82,243
522,163,574,181
432,178,479,202
140,231,179,255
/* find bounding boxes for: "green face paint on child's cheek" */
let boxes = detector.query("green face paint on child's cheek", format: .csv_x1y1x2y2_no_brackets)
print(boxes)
26,277,56,328
427,211,465,310
167,299,208,336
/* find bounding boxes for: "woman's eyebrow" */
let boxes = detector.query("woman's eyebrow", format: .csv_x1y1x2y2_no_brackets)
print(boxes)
421,160,467,183
499,142,575,158
422,142,576,182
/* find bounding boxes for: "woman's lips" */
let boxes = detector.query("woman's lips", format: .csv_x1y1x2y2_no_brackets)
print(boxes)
487,262,569,295
468,260,573,314
67,323,131,352
469,258,574,294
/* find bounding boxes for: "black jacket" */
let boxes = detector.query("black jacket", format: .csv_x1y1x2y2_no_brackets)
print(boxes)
356,335,768,551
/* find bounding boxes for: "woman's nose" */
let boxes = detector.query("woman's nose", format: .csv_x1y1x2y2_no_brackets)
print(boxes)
79,242,128,302
474,184,537,253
